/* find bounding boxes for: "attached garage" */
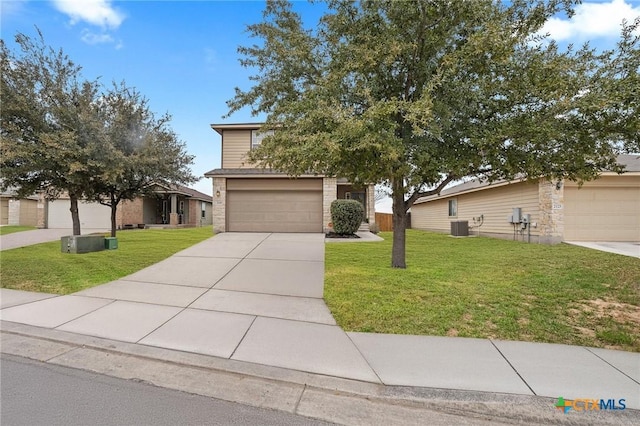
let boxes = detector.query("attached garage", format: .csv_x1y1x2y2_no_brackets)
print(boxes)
226,178,323,232
47,199,111,229
0,199,8,225
564,176,640,242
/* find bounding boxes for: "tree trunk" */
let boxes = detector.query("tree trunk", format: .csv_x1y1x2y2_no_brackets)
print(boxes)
69,194,81,236
391,180,407,269
110,193,118,238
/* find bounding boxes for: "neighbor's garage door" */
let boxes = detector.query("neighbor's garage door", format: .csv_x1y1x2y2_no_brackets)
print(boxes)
227,178,322,232
564,180,640,241
0,199,8,225
47,199,111,229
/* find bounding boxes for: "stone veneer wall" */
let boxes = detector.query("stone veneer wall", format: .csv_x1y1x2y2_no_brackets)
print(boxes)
7,199,20,225
37,193,47,228
188,199,199,226
367,184,376,225
538,179,564,244
212,177,226,233
323,177,337,233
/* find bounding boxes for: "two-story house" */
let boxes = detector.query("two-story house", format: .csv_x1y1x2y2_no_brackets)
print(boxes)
205,123,375,233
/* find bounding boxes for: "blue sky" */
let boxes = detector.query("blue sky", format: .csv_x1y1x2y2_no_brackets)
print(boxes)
1,0,638,200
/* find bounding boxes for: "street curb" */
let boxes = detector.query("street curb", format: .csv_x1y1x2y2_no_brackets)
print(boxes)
2,321,638,425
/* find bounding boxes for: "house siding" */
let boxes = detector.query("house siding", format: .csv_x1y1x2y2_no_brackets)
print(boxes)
222,130,252,169
411,181,540,239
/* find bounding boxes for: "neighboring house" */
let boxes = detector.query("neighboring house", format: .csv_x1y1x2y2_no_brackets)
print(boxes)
411,154,640,243
204,123,375,233
44,184,213,229
0,189,39,226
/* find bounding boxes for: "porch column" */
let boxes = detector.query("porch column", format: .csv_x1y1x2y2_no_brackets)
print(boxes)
323,177,337,233
169,194,179,226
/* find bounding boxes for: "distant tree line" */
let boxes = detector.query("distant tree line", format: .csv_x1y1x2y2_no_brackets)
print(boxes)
1,29,196,237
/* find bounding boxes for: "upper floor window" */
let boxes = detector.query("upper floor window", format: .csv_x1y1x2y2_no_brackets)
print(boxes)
251,130,274,149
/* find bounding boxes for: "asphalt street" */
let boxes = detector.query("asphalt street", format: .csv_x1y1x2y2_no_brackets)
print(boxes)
0,354,333,426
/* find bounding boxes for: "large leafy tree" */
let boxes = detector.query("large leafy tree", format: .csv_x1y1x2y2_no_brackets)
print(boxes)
1,30,104,235
227,0,638,268
92,83,196,237
1,31,197,237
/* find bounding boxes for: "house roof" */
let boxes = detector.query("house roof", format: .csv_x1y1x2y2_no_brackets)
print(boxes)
154,183,212,202
0,186,39,200
414,154,640,205
204,168,323,178
210,123,263,135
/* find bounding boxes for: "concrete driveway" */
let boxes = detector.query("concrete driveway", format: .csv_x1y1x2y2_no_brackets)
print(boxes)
565,241,640,258
0,228,109,251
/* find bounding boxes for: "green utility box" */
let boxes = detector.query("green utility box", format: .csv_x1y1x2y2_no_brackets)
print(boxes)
61,235,105,254
104,237,118,250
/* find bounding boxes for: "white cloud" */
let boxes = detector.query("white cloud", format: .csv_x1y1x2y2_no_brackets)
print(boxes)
1,0,29,18
52,0,125,29
80,29,114,45
540,0,640,42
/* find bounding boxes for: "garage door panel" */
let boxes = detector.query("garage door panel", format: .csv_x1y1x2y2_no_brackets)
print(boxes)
1,199,8,225
227,182,322,233
565,186,640,241
48,200,111,229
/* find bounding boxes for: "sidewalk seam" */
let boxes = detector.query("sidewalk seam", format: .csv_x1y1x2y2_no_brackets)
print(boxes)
489,340,537,396
53,298,118,329
583,347,640,385
345,332,385,385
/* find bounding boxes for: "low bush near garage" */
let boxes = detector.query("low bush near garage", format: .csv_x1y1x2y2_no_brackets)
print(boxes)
330,199,364,234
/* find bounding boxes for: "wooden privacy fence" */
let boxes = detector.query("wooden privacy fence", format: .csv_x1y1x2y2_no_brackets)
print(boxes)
375,213,393,231
374,212,411,232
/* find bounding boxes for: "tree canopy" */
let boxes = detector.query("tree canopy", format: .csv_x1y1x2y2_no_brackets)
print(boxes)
227,0,639,268
92,83,196,236
1,30,196,236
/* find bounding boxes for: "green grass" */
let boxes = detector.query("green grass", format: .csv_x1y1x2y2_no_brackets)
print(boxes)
0,226,36,235
0,227,213,294
325,230,640,352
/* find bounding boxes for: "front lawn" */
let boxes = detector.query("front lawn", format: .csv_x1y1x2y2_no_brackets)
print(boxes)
325,230,640,352
0,226,36,235
0,227,213,294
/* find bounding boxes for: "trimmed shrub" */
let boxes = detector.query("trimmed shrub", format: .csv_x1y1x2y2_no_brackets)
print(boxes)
330,199,364,234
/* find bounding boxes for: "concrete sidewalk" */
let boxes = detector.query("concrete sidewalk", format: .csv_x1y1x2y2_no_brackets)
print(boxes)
1,232,639,416
0,228,109,251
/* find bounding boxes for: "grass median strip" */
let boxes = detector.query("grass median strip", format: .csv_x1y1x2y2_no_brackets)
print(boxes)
0,226,36,235
325,230,640,352
0,227,213,294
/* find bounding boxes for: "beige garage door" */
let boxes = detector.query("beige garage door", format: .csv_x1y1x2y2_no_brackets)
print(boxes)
0,199,8,225
227,179,322,233
48,199,111,229
565,184,640,241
